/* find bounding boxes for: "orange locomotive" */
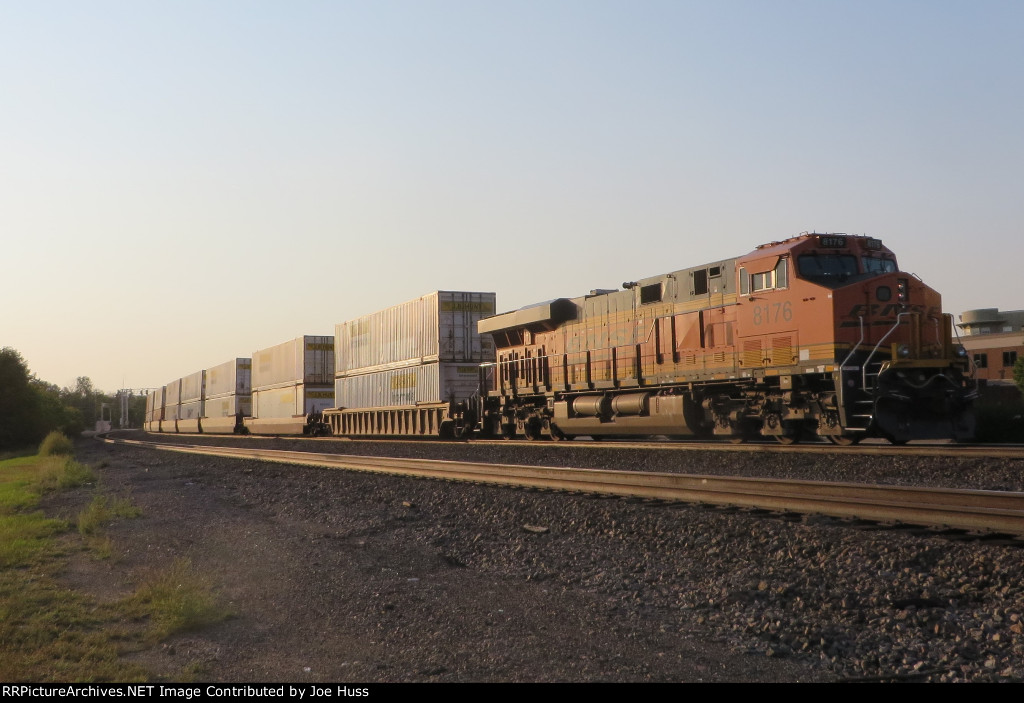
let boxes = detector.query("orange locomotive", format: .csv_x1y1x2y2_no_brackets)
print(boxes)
477,233,976,444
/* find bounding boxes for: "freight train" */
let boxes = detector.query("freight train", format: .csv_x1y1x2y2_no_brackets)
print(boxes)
146,233,976,444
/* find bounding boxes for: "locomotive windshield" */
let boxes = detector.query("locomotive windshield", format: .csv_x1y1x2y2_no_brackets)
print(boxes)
797,253,858,285
861,256,898,274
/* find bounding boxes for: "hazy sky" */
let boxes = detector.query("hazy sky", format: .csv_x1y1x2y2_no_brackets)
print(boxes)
2,1,1021,393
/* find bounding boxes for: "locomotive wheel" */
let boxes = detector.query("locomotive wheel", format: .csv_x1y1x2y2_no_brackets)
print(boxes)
827,434,861,446
774,433,799,445
501,422,516,440
549,424,573,441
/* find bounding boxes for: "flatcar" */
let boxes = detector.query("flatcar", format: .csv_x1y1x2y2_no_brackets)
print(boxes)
476,232,975,444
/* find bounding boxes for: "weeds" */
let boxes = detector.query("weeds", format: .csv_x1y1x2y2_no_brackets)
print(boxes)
32,456,95,493
77,495,142,535
129,558,231,640
38,431,74,457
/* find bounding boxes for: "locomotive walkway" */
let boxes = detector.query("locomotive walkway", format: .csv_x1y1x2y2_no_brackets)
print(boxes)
105,435,1024,540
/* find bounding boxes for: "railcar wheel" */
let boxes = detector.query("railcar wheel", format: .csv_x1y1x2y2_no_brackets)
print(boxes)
524,417,544,441
501,423,516,440
774,434,799,445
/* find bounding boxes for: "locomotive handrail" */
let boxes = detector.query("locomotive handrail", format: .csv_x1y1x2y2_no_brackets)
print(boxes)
861,312,912,390
839,316,865,371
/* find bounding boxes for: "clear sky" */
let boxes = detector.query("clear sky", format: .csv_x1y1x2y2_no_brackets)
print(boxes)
2,0,1021,393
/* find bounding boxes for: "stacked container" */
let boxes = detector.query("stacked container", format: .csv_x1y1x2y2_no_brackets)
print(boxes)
176,370,206,432
201,358,252,433
334,291,496,409
145,388,164,432
250,336,334,433
163,378,182,431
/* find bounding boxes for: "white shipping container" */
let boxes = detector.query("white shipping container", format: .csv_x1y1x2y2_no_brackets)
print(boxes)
335,291,496,375
180,370,206,403
146,388,164,422
252,337,334,390
204,395,251,418
335,362,482,409
165,379,181,406
164,380,182,419
252,384,334,419
180,399,204,420
205,358,251,398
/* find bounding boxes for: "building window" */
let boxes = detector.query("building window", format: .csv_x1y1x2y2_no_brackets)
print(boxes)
974,354,988,369
1003,351,1018,367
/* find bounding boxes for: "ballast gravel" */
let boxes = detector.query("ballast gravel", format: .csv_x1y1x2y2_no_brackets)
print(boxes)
61,435,1024,682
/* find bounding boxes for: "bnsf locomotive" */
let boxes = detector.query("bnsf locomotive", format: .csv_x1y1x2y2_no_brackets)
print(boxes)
474,232,975,444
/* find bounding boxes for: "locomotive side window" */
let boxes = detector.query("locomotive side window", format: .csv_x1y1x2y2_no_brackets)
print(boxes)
750,259,788,292
739,267,748,295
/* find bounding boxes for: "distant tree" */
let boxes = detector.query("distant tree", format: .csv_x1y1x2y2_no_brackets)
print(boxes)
0,347,44,449
63,376,101,429
1015,357,1024,395
32,379,84,437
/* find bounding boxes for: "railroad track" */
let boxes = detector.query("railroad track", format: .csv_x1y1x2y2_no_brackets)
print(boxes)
105,435,1024,540
128,429,1024,460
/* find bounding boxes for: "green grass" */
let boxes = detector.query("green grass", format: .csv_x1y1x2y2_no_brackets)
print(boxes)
38,431,74,457
78,494,143,536
0,453,227,681
128,558,232,640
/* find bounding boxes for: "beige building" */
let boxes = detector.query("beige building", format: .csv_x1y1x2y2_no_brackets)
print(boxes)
957,308,1024,385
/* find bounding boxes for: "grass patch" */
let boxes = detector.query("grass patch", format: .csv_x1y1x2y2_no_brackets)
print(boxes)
32,456,96,493
0,566,149,682
1,454,229,680
128,558,231,640
38,431,74,457
78,495,142,536
0,453,150,681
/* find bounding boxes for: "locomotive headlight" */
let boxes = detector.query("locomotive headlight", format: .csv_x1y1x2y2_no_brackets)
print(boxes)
956,345,968,358
876,285,892,302
897,344,911,358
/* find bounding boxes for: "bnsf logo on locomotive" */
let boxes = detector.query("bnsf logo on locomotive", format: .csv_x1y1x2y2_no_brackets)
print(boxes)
842,303,938,323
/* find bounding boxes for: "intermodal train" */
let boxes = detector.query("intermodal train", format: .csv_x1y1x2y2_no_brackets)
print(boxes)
147,232,976,444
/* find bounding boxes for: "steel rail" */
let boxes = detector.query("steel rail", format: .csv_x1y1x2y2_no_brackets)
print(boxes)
105,436,1024,538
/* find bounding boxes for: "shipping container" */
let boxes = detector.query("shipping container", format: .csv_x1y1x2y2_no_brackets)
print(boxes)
164,379,182,420
252,336,334,390
206,358,251,398
204,395,251,419
180,370,206,403
334,362,482,409
179,399,204,420
335,291,496,376
252,383,334,419
145,388,165,423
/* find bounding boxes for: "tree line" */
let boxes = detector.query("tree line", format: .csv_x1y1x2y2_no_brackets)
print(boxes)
0,347,147,451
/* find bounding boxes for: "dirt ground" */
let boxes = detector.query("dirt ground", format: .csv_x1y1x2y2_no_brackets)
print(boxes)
57,439,826,683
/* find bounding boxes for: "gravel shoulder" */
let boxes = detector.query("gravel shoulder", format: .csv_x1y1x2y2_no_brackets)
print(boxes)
52,437,1024,682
